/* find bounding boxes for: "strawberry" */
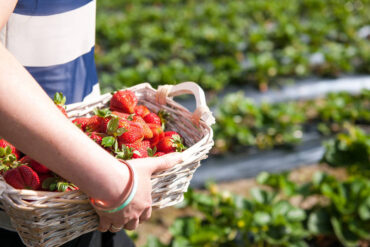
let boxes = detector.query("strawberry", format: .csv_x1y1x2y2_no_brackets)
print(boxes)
154,152,166,157
117,121,144,144
110,90,138,114
86,108,112,132
164,131,181,139
72,117,90,131
42,176,79,192
111,111,130,120
147,124,164,147
0,139,21,160
19,156,49,174
157,135,186,153
112,111,153,139
134,105,150,118
144,112,161,126
53,92,68,118
125,140,151,159
4,165,40,190
87,132,103,145
86,115,104,132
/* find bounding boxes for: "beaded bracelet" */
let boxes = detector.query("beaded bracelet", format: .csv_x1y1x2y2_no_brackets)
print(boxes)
90,160,138,213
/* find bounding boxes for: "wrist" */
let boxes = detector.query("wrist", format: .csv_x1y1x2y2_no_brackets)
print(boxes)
90,160,136,211
90,160,132,209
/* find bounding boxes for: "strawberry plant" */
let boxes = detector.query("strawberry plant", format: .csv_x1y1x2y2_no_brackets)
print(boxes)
322,125,370,177
213,89,369,153
96,0,370,92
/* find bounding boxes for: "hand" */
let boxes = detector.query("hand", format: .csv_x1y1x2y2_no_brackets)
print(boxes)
94,152,182,232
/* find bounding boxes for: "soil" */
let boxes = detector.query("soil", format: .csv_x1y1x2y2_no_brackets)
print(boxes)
133,163,347,246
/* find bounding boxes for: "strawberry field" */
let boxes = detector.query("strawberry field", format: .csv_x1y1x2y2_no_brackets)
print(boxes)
93,0,370,246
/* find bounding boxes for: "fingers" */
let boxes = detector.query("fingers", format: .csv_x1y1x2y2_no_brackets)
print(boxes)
139,206,152,223
98,216,111,232
109,224,124,233
124,218,140,230
152,152,183,173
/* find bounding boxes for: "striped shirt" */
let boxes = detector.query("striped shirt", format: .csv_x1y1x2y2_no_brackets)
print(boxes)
0,0,100,104
0,0,100,231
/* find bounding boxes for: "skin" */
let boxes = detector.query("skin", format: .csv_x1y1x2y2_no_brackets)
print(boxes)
0,0,182,232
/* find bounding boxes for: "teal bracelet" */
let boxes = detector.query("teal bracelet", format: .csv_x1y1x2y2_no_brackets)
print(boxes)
103,164,138,213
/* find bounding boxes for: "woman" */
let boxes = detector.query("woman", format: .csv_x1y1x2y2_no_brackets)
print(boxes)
0,1,181,246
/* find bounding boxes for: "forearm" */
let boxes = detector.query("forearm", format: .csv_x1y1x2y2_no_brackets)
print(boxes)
0,43,129,205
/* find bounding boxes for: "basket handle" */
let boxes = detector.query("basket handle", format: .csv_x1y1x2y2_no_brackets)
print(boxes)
156,82,215,126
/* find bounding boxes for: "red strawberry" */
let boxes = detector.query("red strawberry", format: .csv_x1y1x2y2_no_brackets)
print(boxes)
0,139,21,160
4,165,40,190
117,120,144,144
86,108,112,132
134,105,150,118
157,135,186,153
19,156,49,174
72,117,90,131
131,115,153,139
86,115,104,132
111,111,130,120
65,185,79,191
87,132,103,145
154,152,166,157
110,90,138,114
164,131,181,139
125,140,151,159
53,92,68,118
147,124,164,147
112,111,153,139
144,112,161,126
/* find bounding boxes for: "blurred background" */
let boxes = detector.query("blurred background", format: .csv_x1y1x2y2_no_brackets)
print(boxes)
95,0,370,246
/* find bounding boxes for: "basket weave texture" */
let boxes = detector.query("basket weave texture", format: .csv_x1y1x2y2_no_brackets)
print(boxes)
0,82,214,247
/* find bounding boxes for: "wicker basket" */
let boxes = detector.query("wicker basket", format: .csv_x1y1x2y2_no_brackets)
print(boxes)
0,82,215,247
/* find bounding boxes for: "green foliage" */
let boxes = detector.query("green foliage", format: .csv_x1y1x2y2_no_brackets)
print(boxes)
322,125,370,177
96,0,370,92
213,89,369,153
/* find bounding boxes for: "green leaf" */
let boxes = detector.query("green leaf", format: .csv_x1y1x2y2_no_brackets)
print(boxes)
42,177,56,190
101,136,116,148
57,182,68,192
4,146,11,155
172,236,190,247
358,199,370,220
286,208,306,222
307,209,332,235
147,147,157,157
312,171,325,186
256,171,270,184
170,217,197,238
251,188,274,204
331,217,359,247
253,212,271,226
107,117,119,134
0,147,5,157
144,235,166,247
115,127,127,137
53,92,66,105
93,108,111,118
272,200,291,217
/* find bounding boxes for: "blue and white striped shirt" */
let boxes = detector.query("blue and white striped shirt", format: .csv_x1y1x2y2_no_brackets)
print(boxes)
0,0,100,104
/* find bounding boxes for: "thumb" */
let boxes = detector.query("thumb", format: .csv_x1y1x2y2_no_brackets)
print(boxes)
150,152,183,173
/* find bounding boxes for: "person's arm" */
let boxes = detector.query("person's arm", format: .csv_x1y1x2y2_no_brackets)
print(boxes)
0,0,181,231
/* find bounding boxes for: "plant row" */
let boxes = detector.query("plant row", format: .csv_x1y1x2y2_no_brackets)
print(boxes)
143,128,370,247
213,89,369,153
96,0,370,92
